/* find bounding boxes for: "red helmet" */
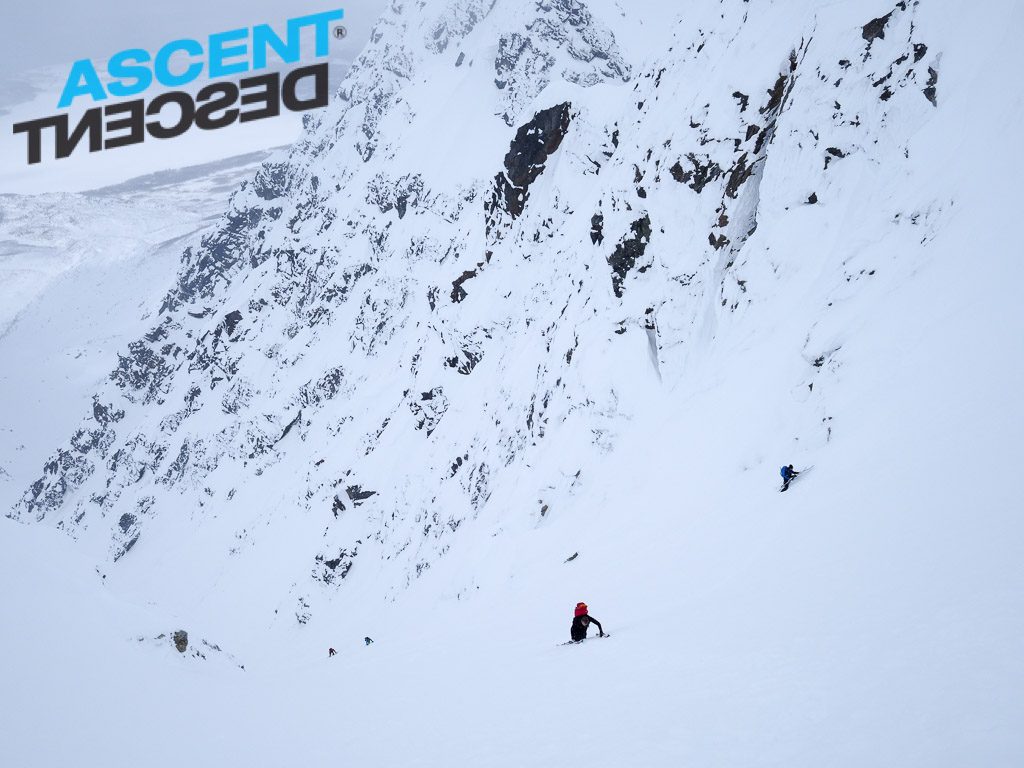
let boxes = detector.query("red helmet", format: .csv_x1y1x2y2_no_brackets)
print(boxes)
574,602,588,617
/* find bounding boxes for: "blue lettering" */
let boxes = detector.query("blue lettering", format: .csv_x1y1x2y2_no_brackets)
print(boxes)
209,28,250,78
155,39,204,87
290,9,345,58
58,60,106,109
252,23,300,70
54,12,344,110
108,48,153,98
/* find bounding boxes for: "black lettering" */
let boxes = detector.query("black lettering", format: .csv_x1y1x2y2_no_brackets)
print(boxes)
196,81,239,130
12,66,325,166
238,72,280,123
283,63,329,112
12,115,64,165
146,91,195,140
104,99,145,150
57,108,104,159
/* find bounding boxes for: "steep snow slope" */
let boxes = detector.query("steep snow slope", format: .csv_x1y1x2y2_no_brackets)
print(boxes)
2,0,1022,765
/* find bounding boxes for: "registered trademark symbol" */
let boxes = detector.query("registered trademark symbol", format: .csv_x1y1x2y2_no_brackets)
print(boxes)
333,25,347,39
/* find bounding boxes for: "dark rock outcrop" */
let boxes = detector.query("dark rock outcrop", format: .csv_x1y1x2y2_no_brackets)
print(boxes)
346,485,377,505
590,213,604,245
409,387,449,436
670,154,723,194
315,548,358,584
923,67,938,106
173,630,188,653
607,215,652,298
489,103,572,220
862,12,893,43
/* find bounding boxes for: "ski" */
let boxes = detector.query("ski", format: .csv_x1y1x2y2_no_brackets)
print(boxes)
559,634,611,646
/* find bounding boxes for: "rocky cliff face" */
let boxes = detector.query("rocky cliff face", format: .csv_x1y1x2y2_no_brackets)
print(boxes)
10,0,946,619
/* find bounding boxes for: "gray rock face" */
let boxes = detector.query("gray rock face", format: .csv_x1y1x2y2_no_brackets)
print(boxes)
425,0,498,54
173,630,188,653
494,0,630,125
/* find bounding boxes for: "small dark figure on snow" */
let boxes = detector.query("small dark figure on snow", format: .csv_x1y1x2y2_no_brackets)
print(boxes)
570,602,604,642
328,647,337,657
364,637,374,646
780,464,800,492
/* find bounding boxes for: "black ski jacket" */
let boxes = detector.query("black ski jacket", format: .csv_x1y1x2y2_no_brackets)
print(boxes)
570,614,603,640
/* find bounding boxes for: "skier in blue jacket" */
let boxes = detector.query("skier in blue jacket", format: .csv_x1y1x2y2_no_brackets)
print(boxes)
780,464,799,492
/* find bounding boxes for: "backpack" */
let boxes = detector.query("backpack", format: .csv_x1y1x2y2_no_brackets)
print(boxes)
780,466,787,479
574,602,588,617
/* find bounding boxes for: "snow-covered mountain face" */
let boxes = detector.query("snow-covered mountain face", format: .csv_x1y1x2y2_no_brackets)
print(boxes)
0,0,997,607
3,1,1023,763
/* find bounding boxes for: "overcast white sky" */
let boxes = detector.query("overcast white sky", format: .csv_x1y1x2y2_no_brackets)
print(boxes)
2,1,386,76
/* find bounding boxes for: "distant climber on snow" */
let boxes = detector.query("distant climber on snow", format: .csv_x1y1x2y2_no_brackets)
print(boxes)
328,647,337,657
364,637,374,646
780,464,800,492
570,602,605,642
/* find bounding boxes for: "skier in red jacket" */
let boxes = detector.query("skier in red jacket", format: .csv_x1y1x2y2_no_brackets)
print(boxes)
570,602,605,642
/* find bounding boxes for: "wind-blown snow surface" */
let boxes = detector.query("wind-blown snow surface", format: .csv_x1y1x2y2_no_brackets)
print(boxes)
2,0,1023,765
